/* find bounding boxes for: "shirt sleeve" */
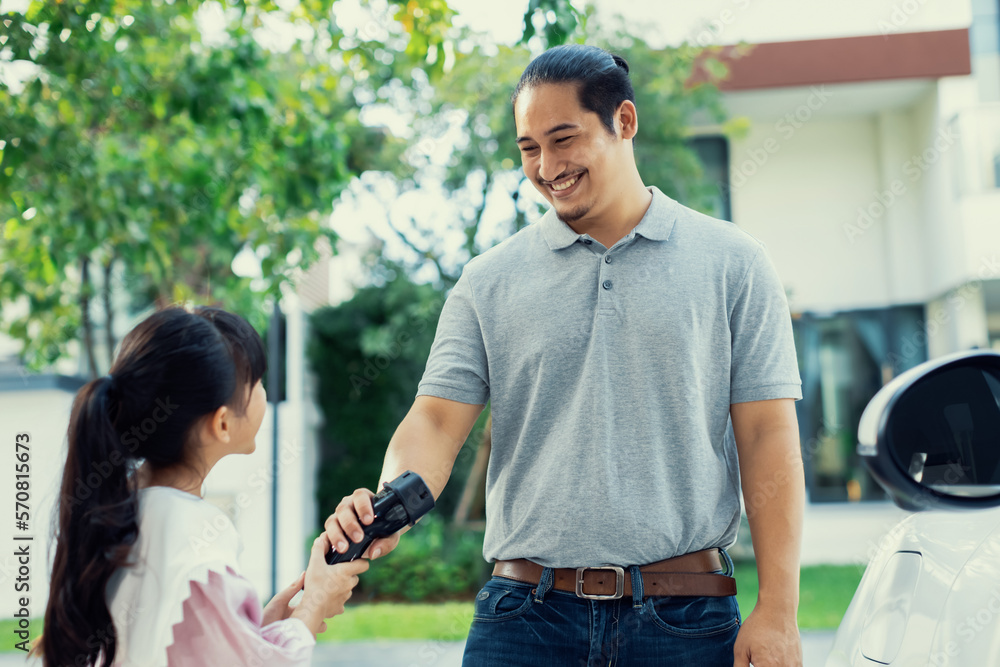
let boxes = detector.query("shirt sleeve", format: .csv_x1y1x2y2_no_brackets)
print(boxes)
416,268,490,405
729,244,803,404
166,567,314,666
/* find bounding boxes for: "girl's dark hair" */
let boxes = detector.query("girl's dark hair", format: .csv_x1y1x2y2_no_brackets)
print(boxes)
41,306,266,667
512,44,635,136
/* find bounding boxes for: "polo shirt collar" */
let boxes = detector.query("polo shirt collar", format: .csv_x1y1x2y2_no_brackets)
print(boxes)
540,186,677,251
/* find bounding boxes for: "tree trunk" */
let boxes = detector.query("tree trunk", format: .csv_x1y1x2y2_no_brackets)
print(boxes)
103,255,116,367
454,413,491,526
79,256,99,379
464,171,492,260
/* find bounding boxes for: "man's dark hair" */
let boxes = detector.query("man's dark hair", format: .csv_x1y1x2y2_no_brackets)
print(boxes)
512,44,635,137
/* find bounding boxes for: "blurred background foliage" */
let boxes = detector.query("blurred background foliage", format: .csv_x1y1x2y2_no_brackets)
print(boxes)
2,0,738,599
0,0,463,372
351,514,490,601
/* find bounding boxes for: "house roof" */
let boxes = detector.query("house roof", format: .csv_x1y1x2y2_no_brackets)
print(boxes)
692,28,972,91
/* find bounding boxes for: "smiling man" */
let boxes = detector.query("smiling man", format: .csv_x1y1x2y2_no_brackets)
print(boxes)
325,44,805,667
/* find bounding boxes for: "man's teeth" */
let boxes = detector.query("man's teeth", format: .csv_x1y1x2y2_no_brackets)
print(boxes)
551,175,580,191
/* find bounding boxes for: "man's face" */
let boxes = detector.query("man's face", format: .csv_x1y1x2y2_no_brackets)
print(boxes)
514,82,629,225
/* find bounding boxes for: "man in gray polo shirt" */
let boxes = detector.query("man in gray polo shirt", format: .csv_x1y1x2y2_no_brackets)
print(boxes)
326,44,804,667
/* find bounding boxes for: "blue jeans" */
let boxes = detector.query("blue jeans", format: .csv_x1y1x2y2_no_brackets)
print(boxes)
462,561,741,666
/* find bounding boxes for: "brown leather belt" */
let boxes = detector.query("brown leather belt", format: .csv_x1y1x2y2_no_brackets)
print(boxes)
492,548,736,600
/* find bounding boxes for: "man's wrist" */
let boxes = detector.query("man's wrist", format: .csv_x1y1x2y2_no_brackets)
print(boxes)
753,592,799,618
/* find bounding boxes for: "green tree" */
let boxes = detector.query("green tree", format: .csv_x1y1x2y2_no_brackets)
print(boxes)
521,0,587,49
0,0,453,375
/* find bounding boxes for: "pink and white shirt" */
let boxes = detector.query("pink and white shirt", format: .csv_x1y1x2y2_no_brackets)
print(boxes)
105,486,314,666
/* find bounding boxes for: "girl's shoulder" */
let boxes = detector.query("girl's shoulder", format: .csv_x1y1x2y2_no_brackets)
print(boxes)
134,486,241,569
105,487,245,666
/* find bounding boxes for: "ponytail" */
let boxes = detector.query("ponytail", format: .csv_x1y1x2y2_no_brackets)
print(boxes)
42,375,138,666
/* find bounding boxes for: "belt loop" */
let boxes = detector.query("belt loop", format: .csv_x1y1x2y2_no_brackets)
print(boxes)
719,547,735,577
629,564,643,609
534,566,554,604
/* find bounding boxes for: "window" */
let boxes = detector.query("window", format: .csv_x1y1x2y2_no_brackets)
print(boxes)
794,306,928,502
688,136,732,221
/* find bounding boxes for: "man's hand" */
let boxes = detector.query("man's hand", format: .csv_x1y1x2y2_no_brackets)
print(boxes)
324,488,401,560
733,604,802,667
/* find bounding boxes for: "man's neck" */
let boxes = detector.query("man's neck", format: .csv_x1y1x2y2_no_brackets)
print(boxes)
566,182,653,249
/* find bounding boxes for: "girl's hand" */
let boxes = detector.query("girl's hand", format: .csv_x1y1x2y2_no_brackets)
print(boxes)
291,533,370,636
262,571,305,626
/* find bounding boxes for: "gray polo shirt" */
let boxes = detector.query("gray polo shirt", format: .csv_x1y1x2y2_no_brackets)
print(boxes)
417,186,802,568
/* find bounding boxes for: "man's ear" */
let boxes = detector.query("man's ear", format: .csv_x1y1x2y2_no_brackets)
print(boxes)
617,100,638,141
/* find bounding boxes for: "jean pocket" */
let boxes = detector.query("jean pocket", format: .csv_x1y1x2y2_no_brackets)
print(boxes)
472,579,535,623
643,595,741,638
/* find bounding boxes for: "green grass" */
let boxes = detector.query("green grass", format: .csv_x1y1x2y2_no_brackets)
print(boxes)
734,563,865,629
796,564,867,628
1,565,866,652
318,601,474,642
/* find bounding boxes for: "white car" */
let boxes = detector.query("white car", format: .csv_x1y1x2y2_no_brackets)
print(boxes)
826,349,1000,666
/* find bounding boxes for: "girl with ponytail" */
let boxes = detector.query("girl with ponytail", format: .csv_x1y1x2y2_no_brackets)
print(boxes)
39,306,368,666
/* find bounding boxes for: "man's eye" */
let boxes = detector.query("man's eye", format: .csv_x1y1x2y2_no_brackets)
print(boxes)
555,136,573,143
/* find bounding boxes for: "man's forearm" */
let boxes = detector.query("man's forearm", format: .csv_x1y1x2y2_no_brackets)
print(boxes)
378,410,457,500
377,397,484,500
731,399,805,667
738,425,805,613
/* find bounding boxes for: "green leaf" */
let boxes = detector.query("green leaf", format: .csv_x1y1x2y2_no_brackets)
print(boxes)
24,0,44,22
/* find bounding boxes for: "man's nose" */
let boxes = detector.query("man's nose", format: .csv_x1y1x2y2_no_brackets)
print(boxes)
538,150,564,184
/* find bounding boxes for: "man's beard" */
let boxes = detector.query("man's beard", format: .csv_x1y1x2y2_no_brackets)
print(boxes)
556,202,591,224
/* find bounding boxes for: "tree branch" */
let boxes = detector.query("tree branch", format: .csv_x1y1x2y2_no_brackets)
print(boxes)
80,256,99,379
102,254,116,368
385,215,457,284
464,169,491,260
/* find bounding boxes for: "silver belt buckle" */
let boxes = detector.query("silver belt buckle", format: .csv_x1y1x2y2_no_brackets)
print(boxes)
575,566,625,600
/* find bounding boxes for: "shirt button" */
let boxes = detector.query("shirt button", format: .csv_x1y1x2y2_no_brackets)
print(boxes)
602,280,612,290
604,255,612,264
583,239,593,245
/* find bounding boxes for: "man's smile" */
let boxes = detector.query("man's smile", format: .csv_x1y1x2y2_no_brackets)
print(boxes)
545,171,585,198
